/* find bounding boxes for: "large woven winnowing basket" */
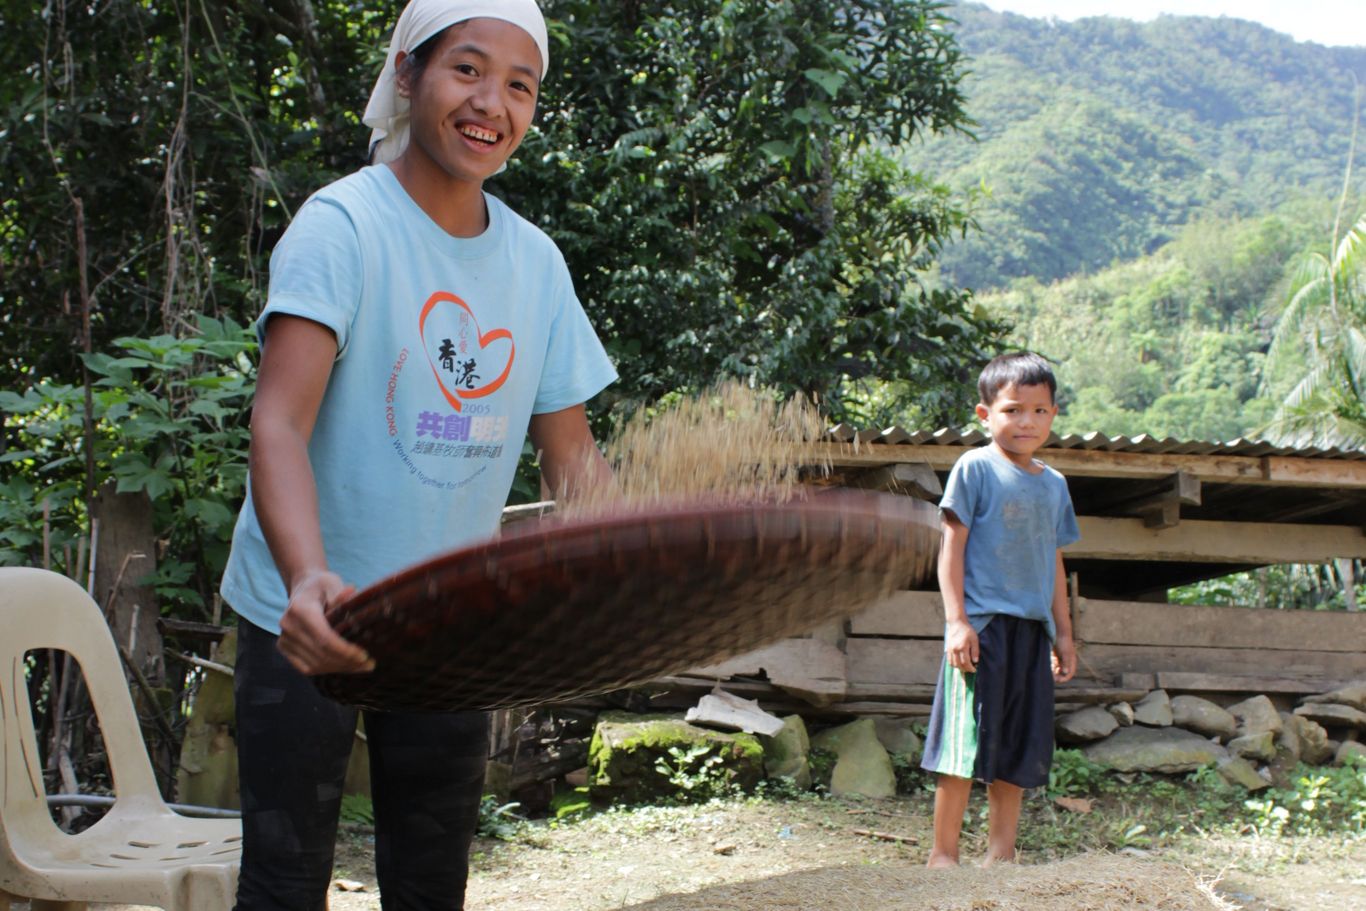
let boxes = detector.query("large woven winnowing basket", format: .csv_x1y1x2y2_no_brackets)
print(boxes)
315,490,939,712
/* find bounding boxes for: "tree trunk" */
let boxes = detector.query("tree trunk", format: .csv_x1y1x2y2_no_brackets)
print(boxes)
91,482,173,791
92,482,165,685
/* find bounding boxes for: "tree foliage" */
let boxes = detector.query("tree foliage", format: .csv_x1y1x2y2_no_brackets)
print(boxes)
982,206,1335,442
504,0,1001,426
1,0,397,388
1,0,999,596
0,317,255,608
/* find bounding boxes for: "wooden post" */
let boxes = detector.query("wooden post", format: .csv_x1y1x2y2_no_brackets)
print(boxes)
1338,558,1359,612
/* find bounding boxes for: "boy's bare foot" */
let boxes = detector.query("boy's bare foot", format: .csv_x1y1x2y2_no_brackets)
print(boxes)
979,851,1017,868
926,851,959,868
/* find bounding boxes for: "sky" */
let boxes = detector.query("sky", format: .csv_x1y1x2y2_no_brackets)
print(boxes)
975,1,1366,48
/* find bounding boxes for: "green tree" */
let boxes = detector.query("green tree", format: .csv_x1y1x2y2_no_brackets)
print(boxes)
1263,212,1366,447
3,1,1000,602
0,1,399,392
508,0,1001,427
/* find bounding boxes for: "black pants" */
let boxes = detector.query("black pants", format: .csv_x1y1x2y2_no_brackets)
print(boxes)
970,615,1055,789
232,618,489,911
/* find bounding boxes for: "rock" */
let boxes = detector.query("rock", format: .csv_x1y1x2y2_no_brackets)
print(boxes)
1278,712,1335,766
587,712,764,803
1216,756,1271,791
1171,695,1238,742
1082,725,1228,774
872,716,923,762
1227,695,1282,737
1228,731,1277,762
1335,740,1366,766
1056,706,1119,744
1302,681,1366,712
1294,702,1366,732
1054,796,1094,814
810,718,896,799
1107,702,1135,727
686,690,785,736
760,715,812,790
1291,715,1335,765
1276,712,1303,762
1132,690,1173,727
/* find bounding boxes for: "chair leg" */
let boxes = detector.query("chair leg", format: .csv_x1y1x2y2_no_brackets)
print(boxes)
170,868,238,911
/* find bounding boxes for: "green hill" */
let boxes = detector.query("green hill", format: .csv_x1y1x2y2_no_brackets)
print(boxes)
978,205,1332,442
916,3,1366,290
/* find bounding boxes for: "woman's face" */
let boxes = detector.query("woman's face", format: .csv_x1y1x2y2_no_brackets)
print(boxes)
397,18,542,184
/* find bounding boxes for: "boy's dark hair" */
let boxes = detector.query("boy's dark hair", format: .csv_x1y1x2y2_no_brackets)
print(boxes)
978,352,1057,405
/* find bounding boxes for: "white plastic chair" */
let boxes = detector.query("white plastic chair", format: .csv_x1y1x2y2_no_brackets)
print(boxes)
0,567,240,910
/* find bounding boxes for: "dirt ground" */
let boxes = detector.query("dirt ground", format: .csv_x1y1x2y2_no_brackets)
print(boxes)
58,794,1366,910
328,796,1362,911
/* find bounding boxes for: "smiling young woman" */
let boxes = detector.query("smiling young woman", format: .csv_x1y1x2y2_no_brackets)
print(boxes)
390,16,543,235
218,2,618,908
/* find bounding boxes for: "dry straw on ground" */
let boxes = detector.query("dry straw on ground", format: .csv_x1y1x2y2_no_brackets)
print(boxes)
619,854,1232,911
559,381,830,518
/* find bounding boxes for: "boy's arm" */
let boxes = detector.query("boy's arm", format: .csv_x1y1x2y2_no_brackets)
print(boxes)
529,404,616,504
939,512,978,673
252,315,374,676
1051,549,1077,683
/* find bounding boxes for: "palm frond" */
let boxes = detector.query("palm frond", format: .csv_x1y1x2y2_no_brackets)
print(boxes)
1345,326,1366,394
1281,361,1334,411
1265,252,1332,370
1335,215,1366,316
1332,213,1366,279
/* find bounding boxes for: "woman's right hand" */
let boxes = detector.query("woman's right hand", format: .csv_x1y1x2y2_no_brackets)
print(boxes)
277,570,375,675
945,619,979,674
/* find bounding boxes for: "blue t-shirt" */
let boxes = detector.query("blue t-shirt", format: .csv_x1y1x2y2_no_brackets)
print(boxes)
938,445,1080,641
221,165,618,633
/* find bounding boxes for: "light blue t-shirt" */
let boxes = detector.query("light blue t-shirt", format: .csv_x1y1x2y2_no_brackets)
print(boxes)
221,165,618,633
938,445,1080,641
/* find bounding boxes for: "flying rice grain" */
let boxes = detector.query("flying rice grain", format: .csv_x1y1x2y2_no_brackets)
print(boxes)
557,380,832,518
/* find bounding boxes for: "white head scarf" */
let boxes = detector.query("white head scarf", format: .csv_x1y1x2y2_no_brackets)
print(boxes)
363,0,550,164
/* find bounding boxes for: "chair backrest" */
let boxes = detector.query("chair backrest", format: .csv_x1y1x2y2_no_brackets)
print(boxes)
0,567,165,848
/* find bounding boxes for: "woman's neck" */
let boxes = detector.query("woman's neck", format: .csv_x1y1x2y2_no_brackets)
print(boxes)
386,156,488,238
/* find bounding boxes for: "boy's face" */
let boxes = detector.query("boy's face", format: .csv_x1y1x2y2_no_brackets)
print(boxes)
975,382,1058,465
398,18,542,184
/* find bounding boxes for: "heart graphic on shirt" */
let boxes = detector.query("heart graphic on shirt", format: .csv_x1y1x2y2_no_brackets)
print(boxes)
418,291,515,412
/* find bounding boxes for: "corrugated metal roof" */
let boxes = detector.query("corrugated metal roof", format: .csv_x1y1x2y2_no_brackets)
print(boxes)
821,426,1366,462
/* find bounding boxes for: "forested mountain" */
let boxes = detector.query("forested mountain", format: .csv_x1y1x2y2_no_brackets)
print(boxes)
919,3,1366,290
913,4,1366,445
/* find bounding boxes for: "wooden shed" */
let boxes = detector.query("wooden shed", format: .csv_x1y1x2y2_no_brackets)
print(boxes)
659,430,1366,715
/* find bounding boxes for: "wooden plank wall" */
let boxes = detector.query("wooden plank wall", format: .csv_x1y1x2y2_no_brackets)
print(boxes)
669,593,1363,714
846,591,1366,697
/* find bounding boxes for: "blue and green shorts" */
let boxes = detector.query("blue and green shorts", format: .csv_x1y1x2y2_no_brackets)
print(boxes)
919,614,1055,788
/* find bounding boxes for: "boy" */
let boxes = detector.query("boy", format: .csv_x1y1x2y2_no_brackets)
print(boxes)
921,351,1080,867
220,1,617,908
